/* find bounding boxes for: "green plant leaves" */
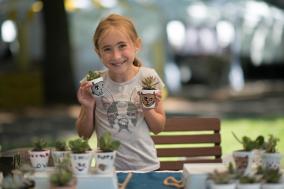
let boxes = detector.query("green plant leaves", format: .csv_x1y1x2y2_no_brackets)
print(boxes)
99,132,120,152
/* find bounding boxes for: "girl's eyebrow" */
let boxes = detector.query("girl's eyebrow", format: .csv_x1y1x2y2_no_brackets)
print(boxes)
101,41,127,49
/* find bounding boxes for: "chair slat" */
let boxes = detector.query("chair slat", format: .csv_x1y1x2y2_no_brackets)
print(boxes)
156,146,222,157
152,134,221,144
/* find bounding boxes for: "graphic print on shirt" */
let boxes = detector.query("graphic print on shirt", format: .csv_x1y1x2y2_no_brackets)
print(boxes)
101,87,142,133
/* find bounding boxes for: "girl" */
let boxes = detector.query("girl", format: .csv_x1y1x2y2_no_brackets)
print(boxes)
76,13,166,171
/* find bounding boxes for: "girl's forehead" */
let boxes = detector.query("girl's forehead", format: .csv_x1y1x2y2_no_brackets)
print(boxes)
99,28,132,45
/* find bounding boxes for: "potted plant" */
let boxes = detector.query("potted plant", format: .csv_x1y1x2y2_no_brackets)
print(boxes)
140,75,160,108
51,140,70,167
68,138,93,175
1,164,35,189
85,70,104,97
237,175,261,189
262,134,282,170
28,138,50,171
49,157,76,189
232,132,265,176
261,168,284,189
95,132,120,174
208,169,236,189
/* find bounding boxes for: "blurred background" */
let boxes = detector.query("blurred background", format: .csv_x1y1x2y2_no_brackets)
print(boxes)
0,0,284,164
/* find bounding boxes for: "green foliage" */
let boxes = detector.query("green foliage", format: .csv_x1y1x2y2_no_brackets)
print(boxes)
86,70,101,81
68,138,91,153
50,157,74,187
31,138,48,151
232,132,265,151
261,168,282,183
54,140,68,151
209,170,233,184
239,175,259,184
264,134,279,153
99,132,120,152
141,76,159,90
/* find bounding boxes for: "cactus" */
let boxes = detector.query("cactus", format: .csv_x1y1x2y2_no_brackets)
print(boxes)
141,76,159,90
31,138,48,151
99,132,120,152
86,70,101,81
68,138,91,154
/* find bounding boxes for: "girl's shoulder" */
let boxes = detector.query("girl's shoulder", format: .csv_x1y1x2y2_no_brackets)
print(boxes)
139,66,158,75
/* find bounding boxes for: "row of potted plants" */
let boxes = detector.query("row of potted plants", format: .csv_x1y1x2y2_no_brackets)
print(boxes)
1,131,120,189
232,133,282,176
208,162,283,189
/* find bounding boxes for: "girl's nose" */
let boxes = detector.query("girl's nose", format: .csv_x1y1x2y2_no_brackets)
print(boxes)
112,49,121,59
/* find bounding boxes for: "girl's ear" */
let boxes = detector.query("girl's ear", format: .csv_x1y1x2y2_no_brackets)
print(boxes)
95,48,101,58
135,38,142,50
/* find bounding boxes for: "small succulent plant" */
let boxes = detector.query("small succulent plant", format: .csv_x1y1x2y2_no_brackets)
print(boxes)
239,175,260,184
54,140,68,151
99,132,120,152
50,157,75,187
209,169,234,184
86,70,102,81
264,134,279,153
31,138,48,151
262,168,282,183
232,132,265,151
68,138,91,154
141,76,159,90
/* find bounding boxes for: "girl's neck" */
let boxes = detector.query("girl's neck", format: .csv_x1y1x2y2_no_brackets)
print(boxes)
108,66,140,83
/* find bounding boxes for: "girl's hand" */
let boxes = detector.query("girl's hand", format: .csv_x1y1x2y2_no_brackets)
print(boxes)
77,81,95,108
154,90,162,103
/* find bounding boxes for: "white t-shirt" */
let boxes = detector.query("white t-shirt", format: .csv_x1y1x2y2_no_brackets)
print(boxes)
94,67,164,171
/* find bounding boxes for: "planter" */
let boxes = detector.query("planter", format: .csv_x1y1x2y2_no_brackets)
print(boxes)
89,77,104,97
233,151,254,175
237,183,261,189
140,89,159,108
70,152,93,175
252,149,265,170
29,149,50,171
262,183,284,189
51,151,70,167
262,153,282,170
95,151,116,174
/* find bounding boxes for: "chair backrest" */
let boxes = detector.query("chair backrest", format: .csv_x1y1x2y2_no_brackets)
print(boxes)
152,117,222,170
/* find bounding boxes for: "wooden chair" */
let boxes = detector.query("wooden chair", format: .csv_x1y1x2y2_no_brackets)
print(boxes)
152,117,222,170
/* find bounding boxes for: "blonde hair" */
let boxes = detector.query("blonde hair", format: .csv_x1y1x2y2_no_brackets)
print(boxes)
93,14,142,67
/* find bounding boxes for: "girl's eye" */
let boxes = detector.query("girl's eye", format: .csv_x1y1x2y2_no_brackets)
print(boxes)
102,47,111,52
119,44,127,49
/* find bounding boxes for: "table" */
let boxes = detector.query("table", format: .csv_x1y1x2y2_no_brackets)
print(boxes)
30,169,183,189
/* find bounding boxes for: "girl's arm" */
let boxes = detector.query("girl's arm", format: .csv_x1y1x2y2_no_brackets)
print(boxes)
76,105,95,139
143,91,166,134
76,81,96,139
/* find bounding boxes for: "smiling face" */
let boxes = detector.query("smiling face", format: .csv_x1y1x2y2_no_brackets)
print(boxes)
97,28,140,78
